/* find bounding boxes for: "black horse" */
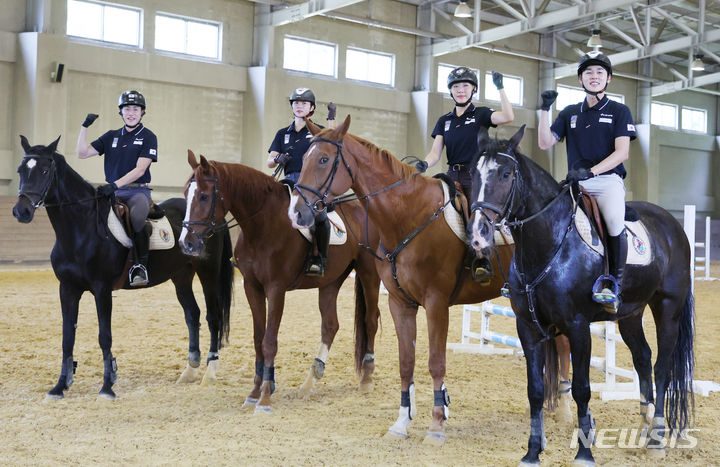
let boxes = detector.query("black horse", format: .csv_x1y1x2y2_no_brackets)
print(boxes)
468,126,694,465
12,136,234,400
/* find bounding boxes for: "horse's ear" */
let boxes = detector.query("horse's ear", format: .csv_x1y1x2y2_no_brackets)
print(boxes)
47,135,61,154
307,119,322,136
477,127,490,152
199,154,210,170
508,124,526,151
335,114,351,138
19,135,31,153
188,149,199,169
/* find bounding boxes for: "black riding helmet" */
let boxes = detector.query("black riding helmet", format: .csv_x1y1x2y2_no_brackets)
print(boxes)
447,67,478,89
118,90,146,110
289,88,316,107
577,51,612,76
289,88,315,117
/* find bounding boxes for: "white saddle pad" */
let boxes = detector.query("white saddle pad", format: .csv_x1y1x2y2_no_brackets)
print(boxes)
440,180,513,246
575,209,651,266
285,185,347,245
298,211,347,245
107,210,175,250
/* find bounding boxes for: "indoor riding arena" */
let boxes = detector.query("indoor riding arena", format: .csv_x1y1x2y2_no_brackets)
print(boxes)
1,1,719,466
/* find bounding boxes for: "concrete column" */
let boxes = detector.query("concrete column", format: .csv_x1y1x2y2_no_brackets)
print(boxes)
413,2,433,91
252,4,273,67
537,33,558,177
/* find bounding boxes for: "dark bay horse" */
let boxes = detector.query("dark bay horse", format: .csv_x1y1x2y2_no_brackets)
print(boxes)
289,116,514,444
12,136,234,400
468,125,694,465
180,150,381,413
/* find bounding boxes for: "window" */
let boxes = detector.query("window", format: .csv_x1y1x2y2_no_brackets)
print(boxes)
283,36,337,77
484,72,522,106
651,102,678,129
66,0,142,47
155,13,222,60
681,107,707,133
437,64,480,95
556,84,624,110
346,48,394,87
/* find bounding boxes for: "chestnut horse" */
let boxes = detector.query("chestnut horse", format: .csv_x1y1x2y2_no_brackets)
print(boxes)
180,150,381,413
289,116,515,444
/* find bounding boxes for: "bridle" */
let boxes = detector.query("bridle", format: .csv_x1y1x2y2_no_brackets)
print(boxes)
17,154,57,209
469,151,520,229
294,136,355,215
181,176,237,241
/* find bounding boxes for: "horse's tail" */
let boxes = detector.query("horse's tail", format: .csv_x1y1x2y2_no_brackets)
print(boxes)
217,230,234,348
353,272,379,375
666,290,695,432
543,338,559,411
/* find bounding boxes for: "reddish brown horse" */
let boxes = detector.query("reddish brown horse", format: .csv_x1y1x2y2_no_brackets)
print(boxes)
289,116,514,444
180,150,381,413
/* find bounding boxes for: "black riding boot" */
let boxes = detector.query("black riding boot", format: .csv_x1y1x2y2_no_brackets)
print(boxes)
601,230,627,313
129,226,150,287
306,214,330,276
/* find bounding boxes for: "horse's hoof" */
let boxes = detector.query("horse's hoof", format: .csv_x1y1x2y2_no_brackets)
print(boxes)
241,397,258,409
201,360,218,386
176,365,201,384
44,393,64,401
518,461,540,467
98,391,116,401
422,430,446,446
358,381,374,393
254,404,272,414
384,428,408,440
646,446,666,459
572,458,595,466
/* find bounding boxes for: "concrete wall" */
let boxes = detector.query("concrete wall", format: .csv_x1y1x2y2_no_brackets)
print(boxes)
1,0,719,221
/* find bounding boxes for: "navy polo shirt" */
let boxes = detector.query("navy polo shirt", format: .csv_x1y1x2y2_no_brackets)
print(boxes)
431,104,495,165
91,124,157,184
268,121,323,176
551,95,636,178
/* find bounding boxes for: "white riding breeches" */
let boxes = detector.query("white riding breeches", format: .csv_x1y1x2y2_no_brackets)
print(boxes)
579,174,626,237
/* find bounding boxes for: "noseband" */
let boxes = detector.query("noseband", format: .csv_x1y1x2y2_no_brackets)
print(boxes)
182,177,231,241
18,155,57,209
294,137,354,214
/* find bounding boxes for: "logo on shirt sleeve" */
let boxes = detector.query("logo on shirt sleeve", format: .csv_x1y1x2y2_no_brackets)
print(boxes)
149,149,157,156
627,124,635,132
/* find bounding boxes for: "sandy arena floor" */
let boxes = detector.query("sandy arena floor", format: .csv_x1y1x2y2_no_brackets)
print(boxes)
0,264,718,466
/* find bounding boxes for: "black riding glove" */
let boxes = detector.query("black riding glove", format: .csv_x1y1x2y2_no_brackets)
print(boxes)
540,90,558,111
415,160,428,173
565,168,594,184
492,71,504,90
327,102,337,121
274,153,291,165
82,113,99,128
97,182,118,197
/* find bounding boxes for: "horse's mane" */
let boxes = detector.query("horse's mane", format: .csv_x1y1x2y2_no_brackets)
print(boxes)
314,127,418,181
189,158,284,207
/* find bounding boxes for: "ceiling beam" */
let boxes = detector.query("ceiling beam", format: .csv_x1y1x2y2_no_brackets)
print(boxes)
652,70,720,96
431,0,639,57
554,27,720,78
271,0,364,26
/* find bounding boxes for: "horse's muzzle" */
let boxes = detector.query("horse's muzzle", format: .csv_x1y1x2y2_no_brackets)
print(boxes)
12,199,35,224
